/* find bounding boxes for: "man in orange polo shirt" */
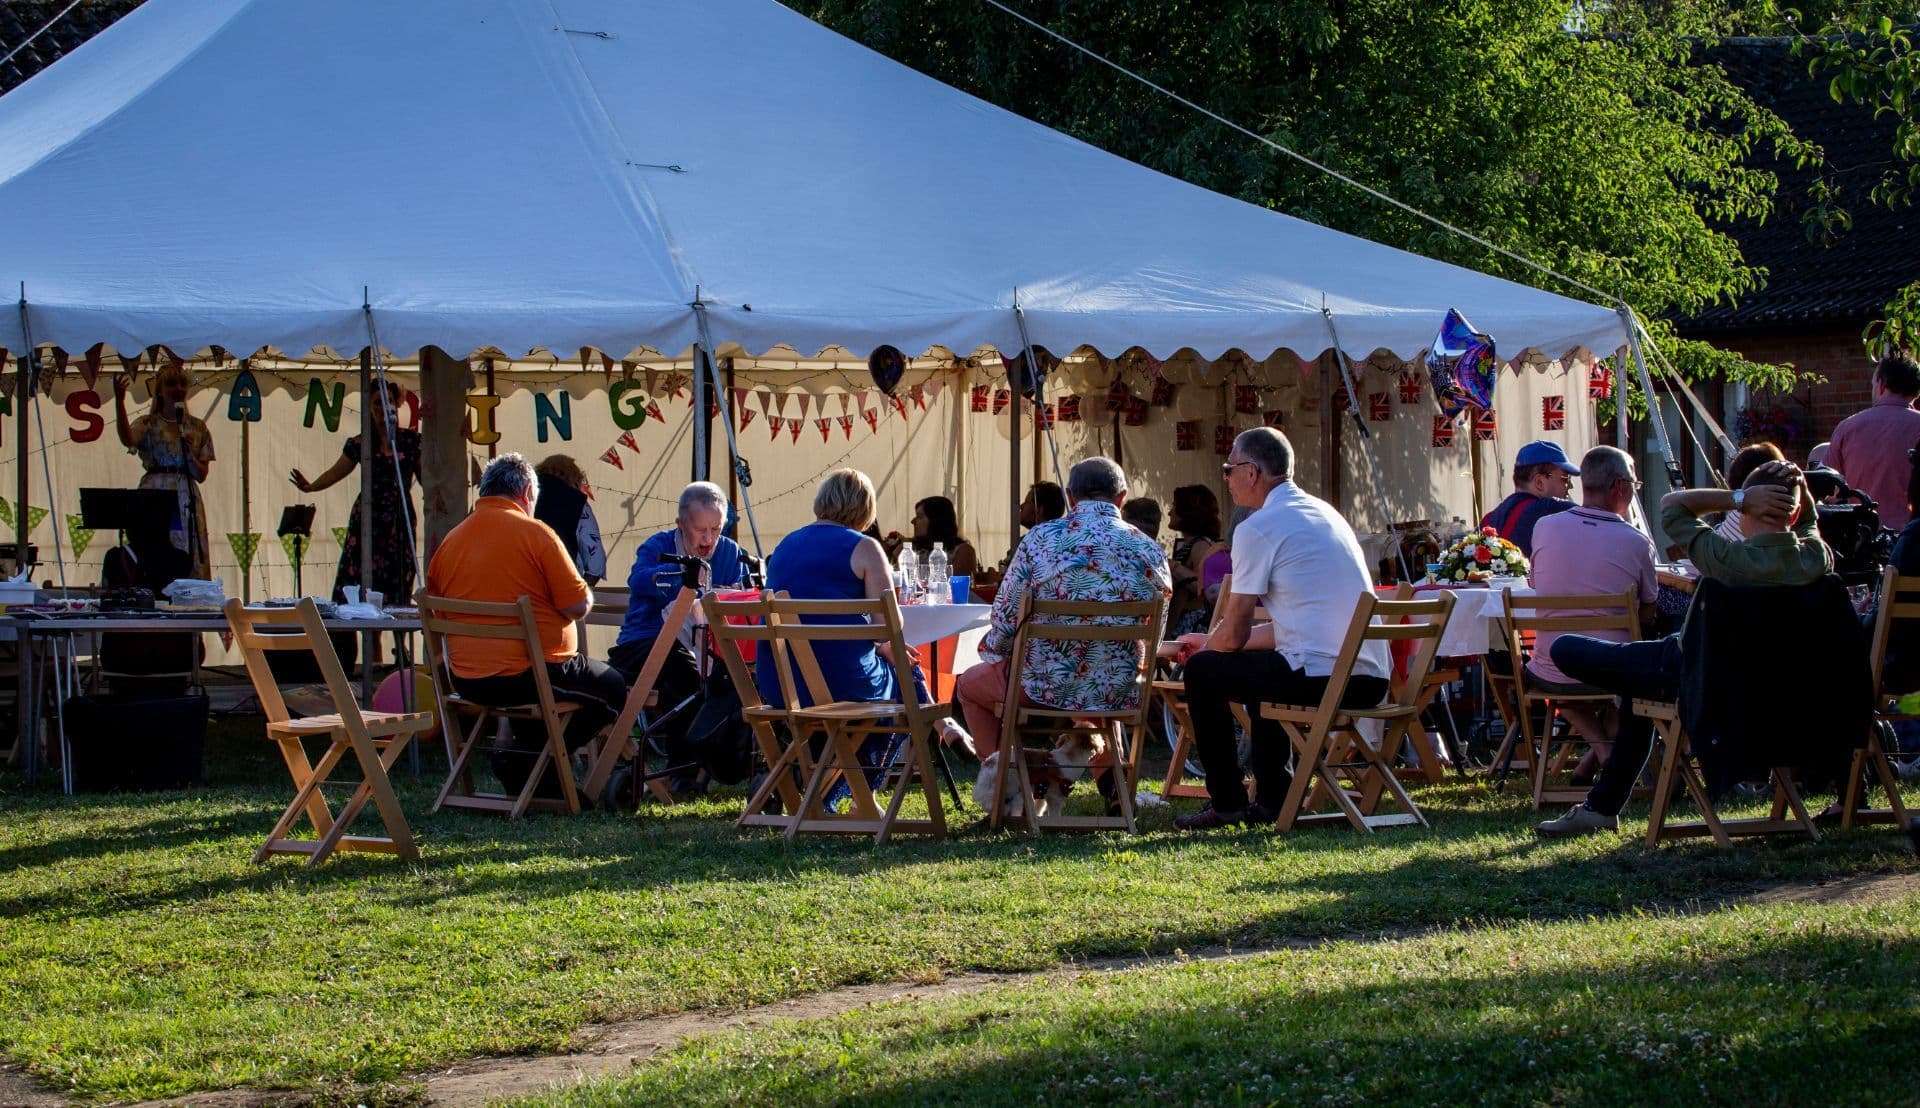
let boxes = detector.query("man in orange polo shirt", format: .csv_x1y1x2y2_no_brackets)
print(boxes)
426,453,627,796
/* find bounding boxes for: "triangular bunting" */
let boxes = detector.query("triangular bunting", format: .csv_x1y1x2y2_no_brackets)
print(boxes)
331,526,349,547
646,401,665,423
911,384,927,410
892,396,908,419
837,392,852,415
0,499,12,527
733,387,750,415
838,414,854,438
862,409,879,432
788,420,802,443
22,505,46,534
280,532,307,571
645,367,660,397
225,531,261,573
79,345,103,389
618,430,639,452
741,408,757,430
769,415,784,441
601,446,624,470
815,417,831,442
68,515,96,560
794,393,811,420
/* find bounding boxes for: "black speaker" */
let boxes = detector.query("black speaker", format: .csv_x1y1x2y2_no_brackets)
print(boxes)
61,693,209,791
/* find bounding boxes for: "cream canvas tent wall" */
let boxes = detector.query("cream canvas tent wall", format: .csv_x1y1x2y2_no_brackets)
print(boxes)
0,0,1623,589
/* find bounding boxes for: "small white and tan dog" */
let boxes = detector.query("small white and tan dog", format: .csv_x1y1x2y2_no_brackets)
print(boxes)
973,732,1107,820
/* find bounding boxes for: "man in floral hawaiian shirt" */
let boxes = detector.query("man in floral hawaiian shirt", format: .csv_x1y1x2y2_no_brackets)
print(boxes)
955,457,1171,765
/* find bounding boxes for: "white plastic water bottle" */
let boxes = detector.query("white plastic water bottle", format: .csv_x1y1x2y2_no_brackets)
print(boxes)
895,546,921,604
927,543,949,604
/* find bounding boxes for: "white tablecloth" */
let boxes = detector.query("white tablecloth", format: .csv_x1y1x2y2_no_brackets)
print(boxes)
899,602,991,647
1409,583,1534,657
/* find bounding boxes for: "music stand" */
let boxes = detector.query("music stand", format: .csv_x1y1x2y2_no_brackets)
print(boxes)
277,504,316,597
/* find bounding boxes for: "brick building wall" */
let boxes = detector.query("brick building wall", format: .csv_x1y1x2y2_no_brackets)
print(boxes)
1688,323,1878,461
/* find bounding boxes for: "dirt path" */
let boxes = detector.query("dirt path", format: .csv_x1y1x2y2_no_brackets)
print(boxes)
7,870,1905,1108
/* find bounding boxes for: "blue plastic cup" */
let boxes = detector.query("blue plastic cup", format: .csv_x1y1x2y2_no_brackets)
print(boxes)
950,575,972,604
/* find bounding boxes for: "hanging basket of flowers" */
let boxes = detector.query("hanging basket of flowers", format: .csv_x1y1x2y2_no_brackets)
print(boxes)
1437,527,1529,584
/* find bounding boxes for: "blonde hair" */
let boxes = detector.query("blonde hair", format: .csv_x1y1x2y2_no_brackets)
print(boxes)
149,362,193,418
813,468,876,530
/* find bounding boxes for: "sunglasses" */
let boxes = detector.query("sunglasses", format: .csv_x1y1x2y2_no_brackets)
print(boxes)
1221,460,1255,477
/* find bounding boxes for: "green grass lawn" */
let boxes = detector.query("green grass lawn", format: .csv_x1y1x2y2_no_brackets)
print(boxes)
518,898,1920,1107
0,718,1914,1102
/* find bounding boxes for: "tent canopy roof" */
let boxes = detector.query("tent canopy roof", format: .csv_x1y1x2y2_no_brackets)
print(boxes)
0,0,1626,365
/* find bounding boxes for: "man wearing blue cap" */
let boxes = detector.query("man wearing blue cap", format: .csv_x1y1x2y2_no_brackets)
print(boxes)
1479,441,1580,557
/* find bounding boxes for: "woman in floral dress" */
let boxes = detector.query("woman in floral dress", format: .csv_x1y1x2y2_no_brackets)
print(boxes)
113,363,215,581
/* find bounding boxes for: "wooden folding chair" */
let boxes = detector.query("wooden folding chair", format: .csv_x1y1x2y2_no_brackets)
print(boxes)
576,584,692,807
1150,575,1260,802
984,596,1165,833
1636,697,1819,847
1503,589,1640,809
1852,566,1916,829
416,592,585,818
1386,582,1462,783
705,591,814,833
225,598,429,865
738,592,947,842
1261,590,1456,832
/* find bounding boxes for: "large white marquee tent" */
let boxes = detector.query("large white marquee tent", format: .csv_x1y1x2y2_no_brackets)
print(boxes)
0,0,1628,594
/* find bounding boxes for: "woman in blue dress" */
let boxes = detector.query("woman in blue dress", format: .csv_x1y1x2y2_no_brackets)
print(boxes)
758,469,969,807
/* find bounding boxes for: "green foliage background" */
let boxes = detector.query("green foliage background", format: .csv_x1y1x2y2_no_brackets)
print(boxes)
798,0,1827,400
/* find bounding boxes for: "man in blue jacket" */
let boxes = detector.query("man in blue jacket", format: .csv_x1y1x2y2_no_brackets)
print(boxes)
611,481,746,790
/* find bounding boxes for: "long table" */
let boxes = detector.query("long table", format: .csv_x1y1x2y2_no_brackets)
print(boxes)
11,612,420,789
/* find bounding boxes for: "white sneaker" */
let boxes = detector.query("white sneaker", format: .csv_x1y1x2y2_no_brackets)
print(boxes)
1535,805,1618,837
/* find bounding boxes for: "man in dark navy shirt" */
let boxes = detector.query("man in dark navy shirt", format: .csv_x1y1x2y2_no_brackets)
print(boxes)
1479,440,1580,557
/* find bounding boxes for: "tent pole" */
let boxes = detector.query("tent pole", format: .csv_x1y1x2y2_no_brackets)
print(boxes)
1618,306,1679,488
691,340,710,485
691,297,764,559
1322,308,1412,584
1012,305,1061,480
1009,355,1022,555
14,290,31,579
241,404,251,603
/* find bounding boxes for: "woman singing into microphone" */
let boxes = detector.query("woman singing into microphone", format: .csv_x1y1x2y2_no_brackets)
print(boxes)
113,363,215,581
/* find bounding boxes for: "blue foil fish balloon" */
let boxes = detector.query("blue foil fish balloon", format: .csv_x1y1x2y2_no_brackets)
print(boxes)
1425,309,1497,418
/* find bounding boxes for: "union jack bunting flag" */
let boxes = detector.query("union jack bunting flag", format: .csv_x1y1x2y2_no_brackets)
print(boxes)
1471,409,1498,441
1175,421,1199,450
1399,370,1422,405
971,384,990,412
816,417,831,442
1432,415,1455,448
1332,387,1352,413
1541,395,1565,431
862,409,879,432
1368,392,1391,422
1058,395,1081,422
838,414,854,438
1214,424,1237,455
1124,396,1149,426
1588,365,1615,400
1233,384,1260,414
992,389,1011,415
1150,378,1175,407
768,416,784,440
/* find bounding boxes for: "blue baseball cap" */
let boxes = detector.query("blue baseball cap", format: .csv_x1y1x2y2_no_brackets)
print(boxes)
1514,440,1579,474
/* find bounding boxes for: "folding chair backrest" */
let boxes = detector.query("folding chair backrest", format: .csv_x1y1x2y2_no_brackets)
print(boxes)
583,585,629,628
1205,574,1269,631
415,592,562,722
1300,591,1456,719
705,591,784,711
760,594,927,724
1503,589,1640,669
1869,566,1920,697
224,598,362,728
1004,594,1166,723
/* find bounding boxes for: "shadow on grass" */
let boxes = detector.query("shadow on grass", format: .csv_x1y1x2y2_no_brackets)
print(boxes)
607,930,1920,1108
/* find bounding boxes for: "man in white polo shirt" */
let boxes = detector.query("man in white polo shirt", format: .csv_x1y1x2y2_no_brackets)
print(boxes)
1173,427,1391,830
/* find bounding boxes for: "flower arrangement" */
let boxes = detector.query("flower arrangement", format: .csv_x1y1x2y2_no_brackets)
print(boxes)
1436,527,1529,584
1732,403,1803,448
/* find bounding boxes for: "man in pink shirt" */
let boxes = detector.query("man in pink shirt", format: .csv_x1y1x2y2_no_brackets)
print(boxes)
1827,353,1920,529
1525,447,1659,775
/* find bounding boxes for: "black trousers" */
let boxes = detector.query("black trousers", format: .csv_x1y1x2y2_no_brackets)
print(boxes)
1184,649,1390,812
1548,634,1682,816
451,653,629,752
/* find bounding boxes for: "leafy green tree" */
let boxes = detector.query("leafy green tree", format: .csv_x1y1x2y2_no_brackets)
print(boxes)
1764,3,1920,352
802,0,1815,397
